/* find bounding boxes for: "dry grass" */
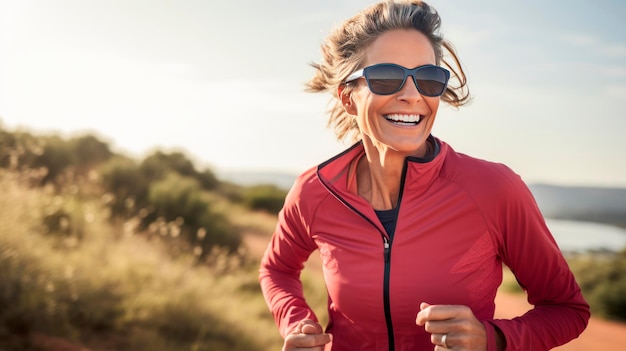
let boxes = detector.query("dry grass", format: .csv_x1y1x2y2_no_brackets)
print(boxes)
0,169,284,350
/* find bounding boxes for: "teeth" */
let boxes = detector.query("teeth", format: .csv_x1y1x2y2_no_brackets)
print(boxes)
385,114,421,123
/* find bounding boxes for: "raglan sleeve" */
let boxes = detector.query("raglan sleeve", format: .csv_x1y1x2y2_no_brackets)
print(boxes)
258,179,320,338
486,170,590,350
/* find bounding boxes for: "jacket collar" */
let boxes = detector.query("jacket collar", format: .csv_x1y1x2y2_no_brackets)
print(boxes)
316,135,449,203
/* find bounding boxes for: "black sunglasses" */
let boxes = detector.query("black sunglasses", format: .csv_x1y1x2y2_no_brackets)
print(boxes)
344,63,450,96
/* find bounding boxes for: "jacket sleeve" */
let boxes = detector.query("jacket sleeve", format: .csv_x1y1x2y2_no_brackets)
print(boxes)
258,182,319,338
487,170,590,350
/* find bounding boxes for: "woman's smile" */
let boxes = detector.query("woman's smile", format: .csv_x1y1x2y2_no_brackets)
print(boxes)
383,113,423,126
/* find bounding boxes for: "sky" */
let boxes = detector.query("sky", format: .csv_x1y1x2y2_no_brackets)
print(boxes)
1,0,625,187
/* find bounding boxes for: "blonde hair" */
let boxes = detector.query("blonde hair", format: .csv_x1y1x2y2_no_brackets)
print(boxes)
306,0,471,142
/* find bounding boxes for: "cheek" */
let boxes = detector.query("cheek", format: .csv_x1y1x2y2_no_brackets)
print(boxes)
359,97,387,125
351,85,371,105
426,98,441,117
351,89,376,117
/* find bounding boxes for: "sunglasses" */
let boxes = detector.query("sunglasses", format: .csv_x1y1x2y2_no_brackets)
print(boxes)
344,63,450,96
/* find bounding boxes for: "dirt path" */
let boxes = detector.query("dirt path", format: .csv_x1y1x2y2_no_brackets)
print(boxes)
248,233,626,350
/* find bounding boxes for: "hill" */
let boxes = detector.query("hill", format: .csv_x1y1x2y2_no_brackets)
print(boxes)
529,184,626,228
218,170,298,190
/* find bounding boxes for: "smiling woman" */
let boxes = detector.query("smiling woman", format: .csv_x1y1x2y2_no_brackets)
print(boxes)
258,1,590,351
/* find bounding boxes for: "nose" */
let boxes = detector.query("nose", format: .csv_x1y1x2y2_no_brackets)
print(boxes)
396,76,422,102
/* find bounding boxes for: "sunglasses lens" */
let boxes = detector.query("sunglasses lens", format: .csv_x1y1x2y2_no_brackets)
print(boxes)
415,67,448,96
366,65,406,95
362,64,449,96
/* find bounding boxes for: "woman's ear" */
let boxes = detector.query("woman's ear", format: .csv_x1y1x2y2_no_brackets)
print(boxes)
338,84,357,115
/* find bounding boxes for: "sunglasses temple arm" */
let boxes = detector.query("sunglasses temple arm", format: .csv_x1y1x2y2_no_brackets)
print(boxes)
345,69,365,83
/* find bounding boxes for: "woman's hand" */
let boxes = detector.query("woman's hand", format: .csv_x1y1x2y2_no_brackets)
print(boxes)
416,302,487,351
282,319,332,351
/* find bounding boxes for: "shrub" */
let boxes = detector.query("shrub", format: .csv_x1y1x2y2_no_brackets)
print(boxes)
197,168,220,190
0,129,44,171
99,156,149,217
0,130,112,185
196,212,242,256
68,134,113,167
140,150,220,190
243,184,288,214
145,173,241,258
216,181,245,203
33,136,75,184
569,249,626,321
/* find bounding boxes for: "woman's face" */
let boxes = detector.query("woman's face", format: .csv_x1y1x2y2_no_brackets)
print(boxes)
343,29,440,156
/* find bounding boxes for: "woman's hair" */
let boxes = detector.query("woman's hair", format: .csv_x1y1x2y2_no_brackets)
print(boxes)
306,0,471,142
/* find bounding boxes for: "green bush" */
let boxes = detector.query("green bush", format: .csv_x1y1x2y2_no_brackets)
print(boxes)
139,150,219,190
147,173,208,225
216,181,246,203
68,134,113,167
197,168,220,190
243,184,287,214
99,156,149,217
0,130,113,189
569,249,626,321
0,129,44,171
33,136,76,184
145,173,241,258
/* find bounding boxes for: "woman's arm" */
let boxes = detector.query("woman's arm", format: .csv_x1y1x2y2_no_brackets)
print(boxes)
489,174,590,350
258,186,320,338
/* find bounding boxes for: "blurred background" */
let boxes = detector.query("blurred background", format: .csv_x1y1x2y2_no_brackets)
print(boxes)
2,0,626,185
1,0,625,350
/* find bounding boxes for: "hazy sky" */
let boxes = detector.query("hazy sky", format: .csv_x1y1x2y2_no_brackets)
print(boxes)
1,0,625,187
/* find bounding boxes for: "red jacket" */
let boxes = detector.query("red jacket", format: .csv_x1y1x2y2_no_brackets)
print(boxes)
259,139,589,350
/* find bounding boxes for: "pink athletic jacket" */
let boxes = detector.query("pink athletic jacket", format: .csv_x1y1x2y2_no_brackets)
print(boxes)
259,138,589,350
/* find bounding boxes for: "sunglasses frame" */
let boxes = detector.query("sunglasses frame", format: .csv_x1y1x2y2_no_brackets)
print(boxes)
344,63,450,97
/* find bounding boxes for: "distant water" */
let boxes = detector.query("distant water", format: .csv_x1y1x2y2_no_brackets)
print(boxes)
547,219,626,252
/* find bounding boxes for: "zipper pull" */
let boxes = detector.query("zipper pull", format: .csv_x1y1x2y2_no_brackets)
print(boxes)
384,237,391,263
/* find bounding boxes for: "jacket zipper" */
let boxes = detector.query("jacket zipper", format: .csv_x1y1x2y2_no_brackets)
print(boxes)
317,156,412,351
383,159,409,351
321,190,397,350
383,236,395,351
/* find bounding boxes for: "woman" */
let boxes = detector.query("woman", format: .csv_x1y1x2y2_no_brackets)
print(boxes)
259,1,590,350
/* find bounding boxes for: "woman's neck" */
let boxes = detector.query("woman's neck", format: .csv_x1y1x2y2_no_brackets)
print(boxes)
357,136,433,210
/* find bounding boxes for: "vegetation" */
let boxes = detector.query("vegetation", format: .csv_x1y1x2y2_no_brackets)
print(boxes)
0,125,298,350
0,169,283,350
568,250,626,321
242,184,288,215
0,124,625,351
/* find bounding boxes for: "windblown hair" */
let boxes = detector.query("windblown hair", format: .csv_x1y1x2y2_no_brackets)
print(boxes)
306,0,471,142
